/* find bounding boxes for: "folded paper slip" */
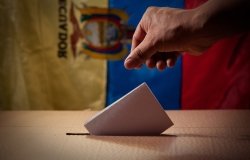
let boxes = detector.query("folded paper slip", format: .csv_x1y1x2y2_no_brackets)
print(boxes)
84,83,173,136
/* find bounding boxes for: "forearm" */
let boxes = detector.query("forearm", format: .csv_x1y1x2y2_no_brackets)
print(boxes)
191,0,250,40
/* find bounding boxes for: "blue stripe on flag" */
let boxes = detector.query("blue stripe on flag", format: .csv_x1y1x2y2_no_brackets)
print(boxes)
107,0,184,110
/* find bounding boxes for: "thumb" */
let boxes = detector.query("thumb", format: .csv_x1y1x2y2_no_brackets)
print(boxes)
124,35,157,69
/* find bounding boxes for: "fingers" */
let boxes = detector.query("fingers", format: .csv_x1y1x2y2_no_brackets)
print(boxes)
131,24,146,52
145,52,180,71
156,60,167,71
146,59,156,69
166,56,177,68
124,34,157,69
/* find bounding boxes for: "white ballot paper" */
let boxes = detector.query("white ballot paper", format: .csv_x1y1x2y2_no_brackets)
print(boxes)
84,83,173,136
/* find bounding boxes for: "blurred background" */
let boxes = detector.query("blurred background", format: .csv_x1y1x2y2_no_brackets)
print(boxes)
0,0,249,110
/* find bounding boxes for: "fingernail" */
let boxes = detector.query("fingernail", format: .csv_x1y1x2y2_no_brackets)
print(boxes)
166,59,173,68
124,58,137,69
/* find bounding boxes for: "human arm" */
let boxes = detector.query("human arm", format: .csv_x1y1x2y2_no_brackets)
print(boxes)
124,0,250,70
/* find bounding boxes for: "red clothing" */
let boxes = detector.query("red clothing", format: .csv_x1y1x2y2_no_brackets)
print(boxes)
182,0,250,109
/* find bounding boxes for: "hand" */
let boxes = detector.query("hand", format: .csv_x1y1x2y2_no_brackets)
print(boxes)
124,6,214,70
124,0,250,71
124,4,229,70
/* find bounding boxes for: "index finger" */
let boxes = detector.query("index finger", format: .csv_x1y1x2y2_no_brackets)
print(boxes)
131,23,146,52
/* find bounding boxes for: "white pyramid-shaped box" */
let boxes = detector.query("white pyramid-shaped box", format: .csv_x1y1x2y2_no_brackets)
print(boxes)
84,83,173,136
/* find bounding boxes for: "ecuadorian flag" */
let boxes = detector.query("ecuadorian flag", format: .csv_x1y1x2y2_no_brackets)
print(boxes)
0,0,249,110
